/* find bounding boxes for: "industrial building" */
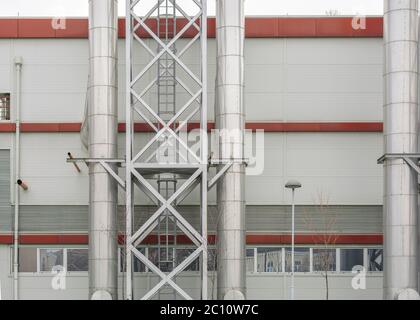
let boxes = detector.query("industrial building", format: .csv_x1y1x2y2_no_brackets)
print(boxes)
0,0,416,300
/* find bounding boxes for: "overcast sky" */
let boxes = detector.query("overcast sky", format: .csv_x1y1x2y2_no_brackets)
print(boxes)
0,0,382,17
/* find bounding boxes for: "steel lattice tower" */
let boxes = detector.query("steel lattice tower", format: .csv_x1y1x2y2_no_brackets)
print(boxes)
124,0,208,300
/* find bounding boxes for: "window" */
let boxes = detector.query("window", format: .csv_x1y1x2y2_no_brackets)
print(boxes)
340,248,363,271
246,248,255,272
18,247,37,272
0,93,10,121
177,248,200,271
285,248,310,272
149,247,174,272
120,247,146,272
368,248,383,272
257,247,282,272
39,248,64,272
208,248,217,271
313,249,336,272
67,249,88,271
119,246,216,273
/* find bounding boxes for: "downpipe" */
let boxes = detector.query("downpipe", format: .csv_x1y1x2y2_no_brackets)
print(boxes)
13,56,23,301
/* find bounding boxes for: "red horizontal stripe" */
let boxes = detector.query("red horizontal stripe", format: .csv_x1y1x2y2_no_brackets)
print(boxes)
246,234,383,245
0,233,383,245
0,122,383,133
0,17,383,39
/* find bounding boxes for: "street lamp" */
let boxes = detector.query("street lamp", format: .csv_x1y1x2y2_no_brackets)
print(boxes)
285,180,302,300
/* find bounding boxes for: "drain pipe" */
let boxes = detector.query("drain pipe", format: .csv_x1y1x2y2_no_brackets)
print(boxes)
215,0,246,300
88,0,118,300
383,0,419,299
13,56,22,301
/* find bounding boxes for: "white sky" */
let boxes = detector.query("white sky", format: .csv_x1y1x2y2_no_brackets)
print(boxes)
0,0,383,17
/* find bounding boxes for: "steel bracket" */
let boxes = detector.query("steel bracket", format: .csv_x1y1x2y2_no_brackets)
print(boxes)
378,153,420,175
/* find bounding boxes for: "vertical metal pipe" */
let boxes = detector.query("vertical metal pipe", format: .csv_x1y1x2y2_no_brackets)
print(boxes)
200,0,209,301
125,0,133,301
290,189,295,300
215,0,246,300
88,0,118,300
13,56,22,301
383,0,419,299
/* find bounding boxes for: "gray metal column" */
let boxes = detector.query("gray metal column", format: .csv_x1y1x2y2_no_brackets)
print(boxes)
383,0,419,299
88,0,118,300
215,0,246,300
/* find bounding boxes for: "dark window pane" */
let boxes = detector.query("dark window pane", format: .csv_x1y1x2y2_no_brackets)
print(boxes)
149,247,174,272
257,248,282,272
368,249,383,272
67,249,88,271
246,249,255,272
120,247,146,272
313,249,336,272
285,248,310,272
40,249,63,272
0,93,10,120
18,247,37,272
176,248,199,271
340,249,363,271
208,248,217,271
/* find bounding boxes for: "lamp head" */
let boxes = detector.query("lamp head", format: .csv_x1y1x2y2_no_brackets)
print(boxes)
285,180,302,190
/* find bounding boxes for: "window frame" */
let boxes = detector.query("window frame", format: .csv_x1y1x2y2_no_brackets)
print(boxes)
66,247,89,273
366,247,383,273
38,247,65,273
254,246,284,273
0,92,11,122
11,244,383,276
311,247,338,273
338,246,365,273
117,245,217,274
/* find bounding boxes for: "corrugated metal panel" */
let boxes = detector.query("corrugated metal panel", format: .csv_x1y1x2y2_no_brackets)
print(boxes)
11,205,382,234
0,150,11,231
122,205,382,234
245,205,382,234
17,205,88,232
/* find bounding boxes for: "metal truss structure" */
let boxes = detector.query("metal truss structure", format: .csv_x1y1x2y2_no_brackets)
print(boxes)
68,0,236,300
124,0,209,300
378,154,420,174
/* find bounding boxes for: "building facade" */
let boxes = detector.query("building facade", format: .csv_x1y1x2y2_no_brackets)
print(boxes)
0,17,384,300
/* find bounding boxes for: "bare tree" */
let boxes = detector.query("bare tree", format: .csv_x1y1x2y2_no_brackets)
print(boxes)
303,191,338,300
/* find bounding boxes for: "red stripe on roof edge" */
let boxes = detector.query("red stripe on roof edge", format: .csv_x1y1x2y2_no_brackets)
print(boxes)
0,122,383,133
0,17,383,39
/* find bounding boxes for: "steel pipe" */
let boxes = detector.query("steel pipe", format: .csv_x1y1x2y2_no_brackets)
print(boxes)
88,0,118,300
215,0,246,300
383,0,419,299
16,179,28,191
13,56,22,301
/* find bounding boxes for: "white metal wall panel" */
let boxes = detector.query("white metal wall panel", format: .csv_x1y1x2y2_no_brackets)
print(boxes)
284,133,383,205
245,133,382,205
0,40,12,94
0,134,12,149
0,150,11,231
2,37,383,122
15,132,382,206
19,133,88,205
5,39,88,122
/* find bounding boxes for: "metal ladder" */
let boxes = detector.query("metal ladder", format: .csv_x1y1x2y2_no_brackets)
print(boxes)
156,0,178,300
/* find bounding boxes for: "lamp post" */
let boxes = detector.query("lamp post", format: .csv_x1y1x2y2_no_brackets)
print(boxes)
285,180,302,300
